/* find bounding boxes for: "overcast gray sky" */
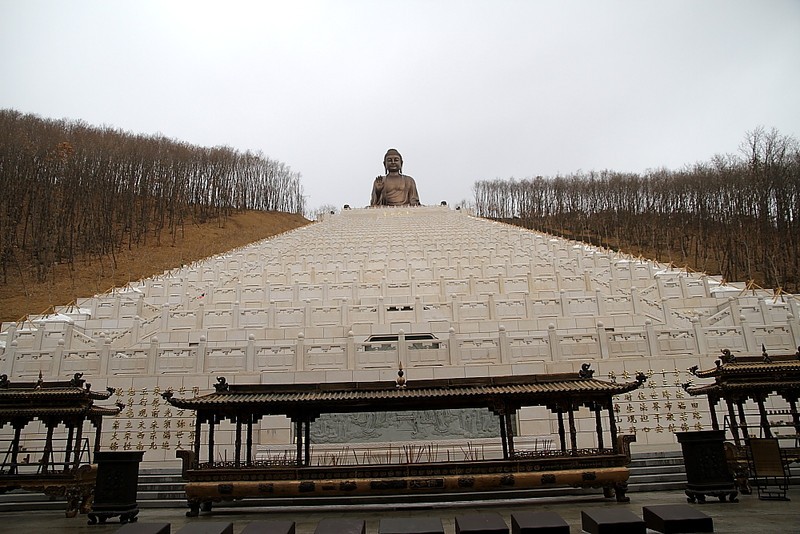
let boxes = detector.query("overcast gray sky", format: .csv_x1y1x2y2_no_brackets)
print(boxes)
2,1,799,212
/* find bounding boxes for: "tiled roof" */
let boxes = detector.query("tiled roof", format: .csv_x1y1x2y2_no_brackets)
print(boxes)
693,360,800,378
166,373,645,414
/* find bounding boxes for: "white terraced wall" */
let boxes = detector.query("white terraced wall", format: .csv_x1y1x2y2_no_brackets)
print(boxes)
2,205,798,466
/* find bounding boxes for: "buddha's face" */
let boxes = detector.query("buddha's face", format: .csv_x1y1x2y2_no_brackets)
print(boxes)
384,153,402,173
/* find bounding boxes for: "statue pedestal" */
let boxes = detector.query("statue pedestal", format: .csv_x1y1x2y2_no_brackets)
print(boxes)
676,430,738,503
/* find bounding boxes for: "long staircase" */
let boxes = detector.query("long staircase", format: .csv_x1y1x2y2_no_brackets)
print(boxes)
0,451,688,512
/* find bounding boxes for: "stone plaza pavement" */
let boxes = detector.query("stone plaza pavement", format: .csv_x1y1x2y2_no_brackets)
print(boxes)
1,488,797,534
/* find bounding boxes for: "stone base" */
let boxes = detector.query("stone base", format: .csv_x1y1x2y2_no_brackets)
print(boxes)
379,517,445,534
581,509,645,534
115,523,171,534
174,522,233,534
314,518,365,534
241,520,296,534
455,512,509,534
642,505,713,533
511,511,569,534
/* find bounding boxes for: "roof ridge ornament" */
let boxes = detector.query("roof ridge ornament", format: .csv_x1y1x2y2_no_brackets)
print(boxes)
69,372,85,388
214,376,229,392
396,362,406,388
720,348,736,364
579,363,594,379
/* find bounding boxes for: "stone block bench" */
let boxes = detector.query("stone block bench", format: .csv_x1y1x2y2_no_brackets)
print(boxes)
510,511,569,533
581,509,644,534
455,512,509,534
642,504,713,533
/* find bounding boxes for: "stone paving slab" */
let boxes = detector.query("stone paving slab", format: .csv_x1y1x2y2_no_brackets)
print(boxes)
1,489,797,534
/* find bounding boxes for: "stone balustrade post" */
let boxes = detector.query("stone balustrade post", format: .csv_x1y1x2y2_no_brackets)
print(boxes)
304,299,312,328
595,289,606,316
701,275,711,298
759,298,771,325
195,335,207,374
448,327,458,366
1,325,16,376
741,315,756,353
245,334,255,372
147,336,159,375
559,290,568,317
498,325,510,364
596,322,609,359
787,313,800,348
645,319,659,357
347,330,355,370
661,298,672,327
398,329,408,367
100,337,111,375
160,304,170,331
4,340,17,376
679,274,690,299
53,338,65,376
296,333,305,371
233,301,241,329
547,323,560,361
692,317,707,356
340,298,349,326
196,302,204,330
729,297,741,326
630,287,641,315
378,296,386,324
64,322,74,350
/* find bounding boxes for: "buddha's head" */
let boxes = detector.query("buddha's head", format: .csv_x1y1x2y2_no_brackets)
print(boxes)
383,148,403,174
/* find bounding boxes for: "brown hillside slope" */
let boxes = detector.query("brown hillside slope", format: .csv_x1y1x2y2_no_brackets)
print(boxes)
1,211,310,324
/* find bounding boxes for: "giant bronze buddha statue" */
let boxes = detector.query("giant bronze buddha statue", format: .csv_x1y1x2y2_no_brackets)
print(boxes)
370,148,420,207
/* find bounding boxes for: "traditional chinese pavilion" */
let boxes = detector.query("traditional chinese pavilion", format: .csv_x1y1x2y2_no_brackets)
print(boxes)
165,365,646,515
0,372,121,516
684,348,800,447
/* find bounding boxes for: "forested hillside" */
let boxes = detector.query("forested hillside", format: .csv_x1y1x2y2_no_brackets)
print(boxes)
473,128,800,292
0,110,306,285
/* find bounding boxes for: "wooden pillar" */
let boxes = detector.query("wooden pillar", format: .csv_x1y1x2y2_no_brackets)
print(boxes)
755,396,772,438
736,398,749,439
607,404,618,453
568,407,578,453
557,411,566,453
708,396,720,431
10,423,23,475
304,420,311,466
208,416,216,465
194,416,203,461
72,420,84,470
295,419,303,466
235,417,242,467
93,416,104,456
499,413,508,459
246,416,253,466
505,409,516,458
594,406,605,450
41,423,55,474
726,399,741,447
788,396,800,437
64,424,75,470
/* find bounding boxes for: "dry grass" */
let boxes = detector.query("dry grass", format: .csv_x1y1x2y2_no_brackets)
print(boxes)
0,211,310,324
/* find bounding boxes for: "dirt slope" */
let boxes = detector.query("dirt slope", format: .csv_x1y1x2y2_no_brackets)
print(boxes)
0,211,311,324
